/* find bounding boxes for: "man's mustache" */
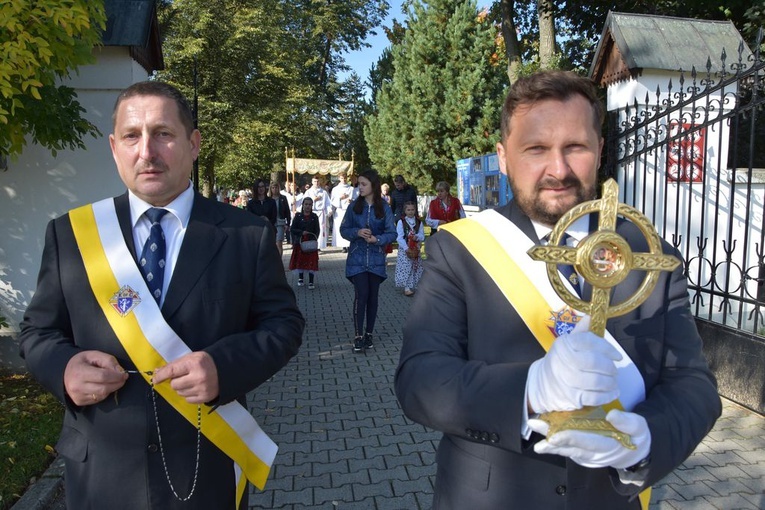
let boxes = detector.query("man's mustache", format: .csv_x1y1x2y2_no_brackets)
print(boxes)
536,177,581,190
136,160,169,173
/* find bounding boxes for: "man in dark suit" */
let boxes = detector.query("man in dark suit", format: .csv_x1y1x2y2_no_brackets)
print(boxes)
395,71,721,509
19,81,304,509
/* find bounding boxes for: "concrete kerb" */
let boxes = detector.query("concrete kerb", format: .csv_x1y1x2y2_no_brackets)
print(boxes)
10,457,64,510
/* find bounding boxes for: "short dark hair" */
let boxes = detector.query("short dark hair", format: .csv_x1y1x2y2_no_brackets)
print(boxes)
394,175,405,184
112,81,195,136
500,71,604,141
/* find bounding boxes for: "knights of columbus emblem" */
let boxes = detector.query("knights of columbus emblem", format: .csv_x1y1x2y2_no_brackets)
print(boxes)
110,285,141,317
546,307,580,337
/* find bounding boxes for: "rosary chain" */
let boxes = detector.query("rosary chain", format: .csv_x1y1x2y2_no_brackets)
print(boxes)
150,381,202,501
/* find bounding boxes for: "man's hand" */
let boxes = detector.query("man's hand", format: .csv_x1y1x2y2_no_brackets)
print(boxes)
527,316,622,414
63,350,128,406
152,351,219,404
529,409,651,470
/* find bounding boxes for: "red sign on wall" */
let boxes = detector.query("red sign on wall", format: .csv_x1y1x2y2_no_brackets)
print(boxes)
667,122,705,183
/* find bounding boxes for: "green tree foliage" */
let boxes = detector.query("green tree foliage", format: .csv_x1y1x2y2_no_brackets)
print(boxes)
334,73,374,172
157,0,387,192
368,19,406,106
279,0,388,167
0,0,105,159
743,1,765,49
156,0,308,192
522,1,762,72
491,0,764,82
366,0,507,192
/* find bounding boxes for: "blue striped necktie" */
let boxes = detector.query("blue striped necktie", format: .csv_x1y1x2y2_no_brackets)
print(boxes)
139,208,169,303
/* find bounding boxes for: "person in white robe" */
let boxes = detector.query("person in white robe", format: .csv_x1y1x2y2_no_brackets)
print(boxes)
330,172,356,250
306,176,330,249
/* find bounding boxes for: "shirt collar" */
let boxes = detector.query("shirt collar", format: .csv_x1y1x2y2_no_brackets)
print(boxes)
128,181,194,229
532,214,590,245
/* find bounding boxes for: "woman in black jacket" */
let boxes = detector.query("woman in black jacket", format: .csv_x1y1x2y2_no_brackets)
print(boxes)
246,178,276,225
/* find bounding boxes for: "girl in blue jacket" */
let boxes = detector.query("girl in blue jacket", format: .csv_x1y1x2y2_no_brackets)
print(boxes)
340,170,397,353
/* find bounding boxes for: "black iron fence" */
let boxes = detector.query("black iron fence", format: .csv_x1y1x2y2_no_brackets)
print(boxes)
604,30,765,337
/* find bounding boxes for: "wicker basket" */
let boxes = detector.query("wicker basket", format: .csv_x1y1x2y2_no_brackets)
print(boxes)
300,232,319,253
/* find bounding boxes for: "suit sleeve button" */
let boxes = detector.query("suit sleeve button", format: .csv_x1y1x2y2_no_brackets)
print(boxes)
490,433,500,443
147,443,158,453
480,432,489,441
556,485,567,495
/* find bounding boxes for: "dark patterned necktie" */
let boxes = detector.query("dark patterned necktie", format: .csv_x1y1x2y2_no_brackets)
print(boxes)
139,208,169,303
544,231,581,296
557,232,581,296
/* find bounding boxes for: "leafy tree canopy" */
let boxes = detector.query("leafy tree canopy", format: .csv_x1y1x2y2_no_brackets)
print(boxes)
514,0,764,73
366,0,507,192
0,0,105,159
157,0,387,192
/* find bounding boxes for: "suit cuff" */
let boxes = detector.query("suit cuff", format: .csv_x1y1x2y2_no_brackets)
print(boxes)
521,380,532,440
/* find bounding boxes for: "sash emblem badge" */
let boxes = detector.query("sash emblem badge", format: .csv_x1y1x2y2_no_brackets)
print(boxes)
110,285,141,317
546,306,580,337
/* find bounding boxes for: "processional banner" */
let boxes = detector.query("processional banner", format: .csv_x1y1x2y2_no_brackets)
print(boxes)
286,157,353,176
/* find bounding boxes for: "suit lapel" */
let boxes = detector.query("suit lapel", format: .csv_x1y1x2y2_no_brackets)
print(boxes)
162,194,227,318
504,200,540,244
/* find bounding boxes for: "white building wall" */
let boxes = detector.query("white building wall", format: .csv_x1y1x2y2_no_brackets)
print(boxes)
0,47,149,364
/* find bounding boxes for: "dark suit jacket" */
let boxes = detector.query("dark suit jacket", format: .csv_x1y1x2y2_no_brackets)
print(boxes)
19,192,304,510
395,200,721,509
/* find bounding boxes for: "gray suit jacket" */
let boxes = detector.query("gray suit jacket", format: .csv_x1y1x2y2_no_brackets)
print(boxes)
20,192,304,510
395,200,721,509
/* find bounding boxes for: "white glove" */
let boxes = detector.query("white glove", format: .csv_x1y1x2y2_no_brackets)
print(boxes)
527,316,622,414
529,409,651,470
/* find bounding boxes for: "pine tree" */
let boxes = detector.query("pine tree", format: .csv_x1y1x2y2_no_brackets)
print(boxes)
366,0,507,192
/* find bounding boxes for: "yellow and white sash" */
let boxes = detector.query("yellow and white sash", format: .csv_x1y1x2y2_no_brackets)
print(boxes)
69,199,277,507
441,209,650,508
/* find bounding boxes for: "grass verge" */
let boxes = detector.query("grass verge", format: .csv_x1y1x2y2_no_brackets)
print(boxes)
0,368,63,510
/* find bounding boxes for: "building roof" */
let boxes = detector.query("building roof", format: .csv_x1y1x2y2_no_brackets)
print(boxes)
589,11,752,86
102,0,164,72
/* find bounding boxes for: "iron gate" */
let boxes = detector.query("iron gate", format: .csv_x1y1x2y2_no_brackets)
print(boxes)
604,30,765,336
